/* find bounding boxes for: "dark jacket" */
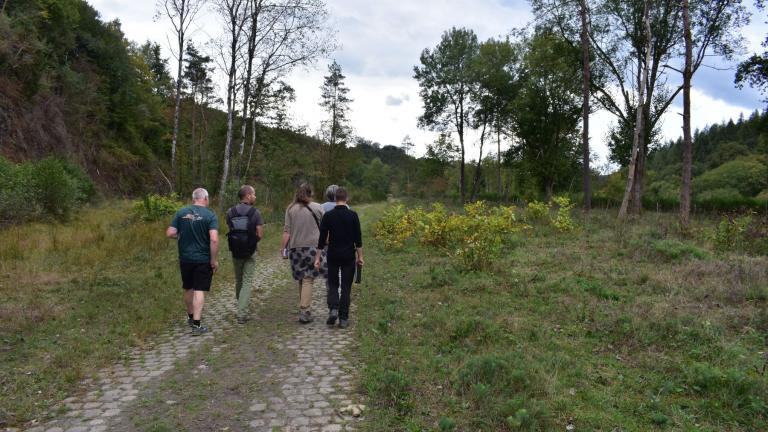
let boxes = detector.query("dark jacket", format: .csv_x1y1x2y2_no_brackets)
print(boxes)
318,205,362,264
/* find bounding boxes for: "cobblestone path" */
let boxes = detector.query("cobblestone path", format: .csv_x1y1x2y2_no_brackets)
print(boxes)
23,256,363,432
247,281,360,432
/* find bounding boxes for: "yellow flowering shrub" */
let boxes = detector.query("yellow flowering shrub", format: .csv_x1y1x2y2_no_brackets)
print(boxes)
526,201,550,222
551,196,576,232
373,204,418,249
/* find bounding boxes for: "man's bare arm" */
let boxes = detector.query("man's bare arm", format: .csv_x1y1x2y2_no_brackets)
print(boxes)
166,226,178,239
256,225,264,240
209,230,219,272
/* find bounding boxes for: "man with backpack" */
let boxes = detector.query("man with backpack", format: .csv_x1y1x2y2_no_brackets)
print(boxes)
226,185,264,324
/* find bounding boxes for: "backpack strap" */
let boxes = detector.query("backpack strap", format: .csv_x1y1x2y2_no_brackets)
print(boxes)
303,204,320,230
229,205,257,230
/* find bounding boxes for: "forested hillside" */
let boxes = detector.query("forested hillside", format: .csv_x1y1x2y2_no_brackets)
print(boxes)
594,110,768,210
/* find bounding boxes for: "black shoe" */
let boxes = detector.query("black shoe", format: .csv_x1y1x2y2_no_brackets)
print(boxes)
338,319,349,329
298,310,314,324
326,309,338,326
237,316,248,325
187,317,194,327
191,325,209,336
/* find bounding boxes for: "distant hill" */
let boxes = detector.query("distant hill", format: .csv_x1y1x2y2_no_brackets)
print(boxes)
595,110,768,211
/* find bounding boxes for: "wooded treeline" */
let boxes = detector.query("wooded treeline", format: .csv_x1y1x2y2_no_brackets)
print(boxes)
1,0,767,222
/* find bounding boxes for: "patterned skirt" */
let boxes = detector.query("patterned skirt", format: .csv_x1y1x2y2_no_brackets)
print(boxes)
289,247,328,281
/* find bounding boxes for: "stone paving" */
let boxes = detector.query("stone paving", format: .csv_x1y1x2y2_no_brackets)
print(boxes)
22,257,364,432
23,259,282,432
247,279,361,432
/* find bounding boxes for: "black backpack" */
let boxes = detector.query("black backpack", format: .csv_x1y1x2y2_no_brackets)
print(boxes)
226,206,259,259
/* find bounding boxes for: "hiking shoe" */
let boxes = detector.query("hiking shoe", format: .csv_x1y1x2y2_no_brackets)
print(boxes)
191,325,209,336
237,316,248,325
187,317,194,327
338,319,349,329
326,309,338,326
298,310,314,324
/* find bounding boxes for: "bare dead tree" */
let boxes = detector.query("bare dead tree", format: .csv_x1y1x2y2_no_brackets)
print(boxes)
156,0,206,189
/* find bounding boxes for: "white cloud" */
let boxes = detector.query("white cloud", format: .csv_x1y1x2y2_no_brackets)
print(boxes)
88,0,768,164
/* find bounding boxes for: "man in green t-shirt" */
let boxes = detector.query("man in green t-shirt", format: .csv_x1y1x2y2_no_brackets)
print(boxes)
166,188,219,335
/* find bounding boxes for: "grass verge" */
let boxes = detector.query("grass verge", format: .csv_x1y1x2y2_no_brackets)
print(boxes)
356,204,768,431
0,201,239,427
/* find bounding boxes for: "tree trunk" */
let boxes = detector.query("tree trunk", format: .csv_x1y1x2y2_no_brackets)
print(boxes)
200,102,208,185
580,0,591,211
171,23,185,191
680,0,693,229
619,1,652,219
457,103,466,203
471,121,487,201
236,4,259,183
191,93,197,185
219,57,237,212
496,127,502,201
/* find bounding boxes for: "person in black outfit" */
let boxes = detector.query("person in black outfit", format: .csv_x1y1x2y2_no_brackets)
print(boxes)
314,187,363,328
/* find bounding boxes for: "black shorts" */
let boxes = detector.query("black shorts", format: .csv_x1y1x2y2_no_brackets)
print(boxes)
179,262,213,291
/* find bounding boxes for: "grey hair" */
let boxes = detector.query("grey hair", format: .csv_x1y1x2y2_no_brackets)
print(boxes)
325,184,339,202
192,188,209,201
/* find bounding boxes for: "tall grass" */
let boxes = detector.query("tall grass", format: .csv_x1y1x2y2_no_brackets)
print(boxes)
0,202,236,427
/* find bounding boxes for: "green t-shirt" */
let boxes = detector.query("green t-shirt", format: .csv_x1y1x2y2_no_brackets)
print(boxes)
170,205,219,263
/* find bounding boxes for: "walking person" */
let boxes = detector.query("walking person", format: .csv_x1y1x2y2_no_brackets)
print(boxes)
321,184,339,213
314,187,363,329
166,188,219,335
281,183,327,323
225,185,264,324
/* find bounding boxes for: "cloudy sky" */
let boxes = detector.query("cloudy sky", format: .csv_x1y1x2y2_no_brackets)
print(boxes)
91,0,767,166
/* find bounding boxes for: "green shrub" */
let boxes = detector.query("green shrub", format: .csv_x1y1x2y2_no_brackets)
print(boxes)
695,157,768,197
132,194,183,222
438,417,456,431
456,354,529,393
525,201,550,222
551,196,576,232
651,239,710,261
712,214,752,252
576,277,621,301
0,156,94,223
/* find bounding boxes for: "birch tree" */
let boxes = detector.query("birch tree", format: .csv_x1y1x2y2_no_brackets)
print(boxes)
239,0,335,182
156,0,206,188
213,0,248,210
618,1,652,219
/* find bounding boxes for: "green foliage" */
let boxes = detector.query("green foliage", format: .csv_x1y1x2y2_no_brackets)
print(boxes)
0,156,94,223
695,157,768,197
712,214,753,252
132,194,183,222
685,362,768,417
374,202,528,271
525,201,550,222
524,197,576,232
651,239,711,261
372,204,418,250
551,196,575,232
438,417,456,431
511,29,581,196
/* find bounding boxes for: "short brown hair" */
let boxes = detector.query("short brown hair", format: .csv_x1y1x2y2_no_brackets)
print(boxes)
334,186,348,202
238,185,254,200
